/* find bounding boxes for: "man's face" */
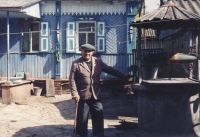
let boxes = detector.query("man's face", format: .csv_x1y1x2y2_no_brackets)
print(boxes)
81,49,94,61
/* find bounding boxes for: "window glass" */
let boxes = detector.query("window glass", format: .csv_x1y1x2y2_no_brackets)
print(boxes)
67,23,75,36
31,22,40,51
79,23,95,32
22,21,29,52
22,21,40,52
99,39,103,50
98,23,104,36
79,33,86,47
42,38,47,50
78,22,95,51
42,23,47,36
88,33,95,45
68,38,74,51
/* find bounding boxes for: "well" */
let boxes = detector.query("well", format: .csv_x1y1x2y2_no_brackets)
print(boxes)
132,78,200,137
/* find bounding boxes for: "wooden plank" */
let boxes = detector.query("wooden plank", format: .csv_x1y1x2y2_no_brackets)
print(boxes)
46,79,55,97
118,116,138,123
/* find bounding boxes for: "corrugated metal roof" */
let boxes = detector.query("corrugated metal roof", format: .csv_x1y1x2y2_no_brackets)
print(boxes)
0,0,41,8
130,0,200,29
43,0,137,1
171,0,200,15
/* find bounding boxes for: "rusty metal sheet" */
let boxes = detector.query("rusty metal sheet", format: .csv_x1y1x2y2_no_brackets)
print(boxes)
168,53,197,63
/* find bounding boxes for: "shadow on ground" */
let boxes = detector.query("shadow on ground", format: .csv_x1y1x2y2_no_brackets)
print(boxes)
12,89,138,137
12,124,138,137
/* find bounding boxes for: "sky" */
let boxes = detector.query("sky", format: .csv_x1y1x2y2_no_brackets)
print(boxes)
145,0,160,13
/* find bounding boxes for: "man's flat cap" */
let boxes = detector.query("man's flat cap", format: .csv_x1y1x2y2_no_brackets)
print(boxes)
80,44,95,51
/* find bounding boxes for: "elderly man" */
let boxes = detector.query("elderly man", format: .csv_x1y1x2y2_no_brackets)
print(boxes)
69,44,130,137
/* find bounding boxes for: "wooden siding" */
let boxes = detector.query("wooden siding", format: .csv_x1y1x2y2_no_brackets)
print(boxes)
0,14,132,79
100,14,127,53
0,53,133,79
62,53,133,78
0,53,56,78
0,18,22,53
41,15,57,52
140,38,160,49
61,14,127,53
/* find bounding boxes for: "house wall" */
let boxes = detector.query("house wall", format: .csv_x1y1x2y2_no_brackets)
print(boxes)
0,1,138,79
61,53,133,78
60,14,127,53
58,13,131,78
0,17,56,78
0,16,133,78
0,53,56,78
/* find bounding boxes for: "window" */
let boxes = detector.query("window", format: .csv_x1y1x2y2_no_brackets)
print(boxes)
66,22,76,52
66,21,105,53
22,21,40,52
78,22,95,52
40,22,49,52
96,22,105,52
21,21,49,52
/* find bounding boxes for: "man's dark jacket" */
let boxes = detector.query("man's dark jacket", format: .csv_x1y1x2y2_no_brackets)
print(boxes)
69,56,124,100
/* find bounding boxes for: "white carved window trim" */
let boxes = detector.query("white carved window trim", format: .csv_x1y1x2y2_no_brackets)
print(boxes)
41,38,48,51
61,2,126,15
67,22,75,36
41,22,48,36
97,37,105,52
97,22,105,36
67,38,75,52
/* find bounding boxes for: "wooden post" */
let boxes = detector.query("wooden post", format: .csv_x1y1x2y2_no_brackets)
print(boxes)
197,28,200,80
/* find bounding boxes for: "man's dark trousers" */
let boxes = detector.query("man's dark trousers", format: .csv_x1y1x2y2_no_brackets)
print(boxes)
76,96,104,137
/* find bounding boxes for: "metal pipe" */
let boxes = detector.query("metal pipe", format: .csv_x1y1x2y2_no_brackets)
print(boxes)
7,11,10,82
138,27,142,84
143,0,146,49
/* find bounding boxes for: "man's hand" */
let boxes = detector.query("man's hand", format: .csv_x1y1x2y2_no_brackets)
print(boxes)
72,95,80,102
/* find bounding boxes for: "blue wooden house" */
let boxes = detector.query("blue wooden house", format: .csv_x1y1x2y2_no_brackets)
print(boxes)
0,0,141,87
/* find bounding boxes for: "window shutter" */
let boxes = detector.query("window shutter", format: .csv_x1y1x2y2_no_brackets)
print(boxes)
66,22,76,53
96,22,106,53
40,22,49,52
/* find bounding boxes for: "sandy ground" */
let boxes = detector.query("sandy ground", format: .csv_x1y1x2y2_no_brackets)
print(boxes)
0,90,138,137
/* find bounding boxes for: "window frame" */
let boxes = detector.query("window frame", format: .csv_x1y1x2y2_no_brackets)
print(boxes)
21,21,50,53
41,22,49,37
97,37,105,52
76,21,96,53
40,22,49,52
96,21,106,53
67,22,75,36
67,38,75,52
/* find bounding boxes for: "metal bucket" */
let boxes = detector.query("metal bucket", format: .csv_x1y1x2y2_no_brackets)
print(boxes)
141,66,158,80
33,87,42,96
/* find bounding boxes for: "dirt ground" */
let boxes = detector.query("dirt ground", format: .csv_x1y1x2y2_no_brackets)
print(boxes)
0,89,138,137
